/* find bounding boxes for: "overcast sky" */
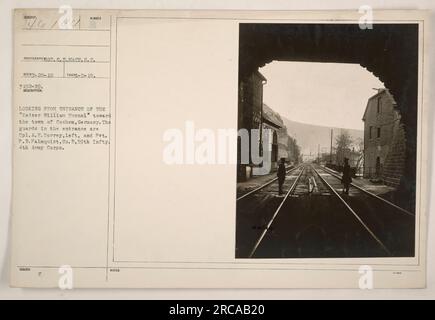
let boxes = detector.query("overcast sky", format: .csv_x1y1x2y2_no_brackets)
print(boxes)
260,61,384,130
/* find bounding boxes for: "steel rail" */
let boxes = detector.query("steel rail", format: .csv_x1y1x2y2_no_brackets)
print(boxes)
312,166,392,256
248,166,305,258
236,165,301,201
319,165,414,217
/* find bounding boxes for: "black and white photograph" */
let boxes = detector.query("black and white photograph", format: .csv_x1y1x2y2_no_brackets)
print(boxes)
5,6,431,293
236,23,418,259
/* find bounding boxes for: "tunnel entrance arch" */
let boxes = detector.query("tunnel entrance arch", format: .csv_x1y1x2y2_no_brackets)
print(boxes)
238,23,418,211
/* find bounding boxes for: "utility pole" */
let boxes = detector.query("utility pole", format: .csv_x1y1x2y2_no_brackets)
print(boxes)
330,128,333,163
318,144,320,163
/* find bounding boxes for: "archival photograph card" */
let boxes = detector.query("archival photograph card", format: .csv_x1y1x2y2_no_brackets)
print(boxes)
10,9,429,288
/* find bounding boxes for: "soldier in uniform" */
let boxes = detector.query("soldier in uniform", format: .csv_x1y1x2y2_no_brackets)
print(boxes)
277,158,286,195
341,157,352,195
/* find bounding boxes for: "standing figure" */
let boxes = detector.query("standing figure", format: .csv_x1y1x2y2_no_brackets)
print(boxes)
341,157,352,195
277,158,286,195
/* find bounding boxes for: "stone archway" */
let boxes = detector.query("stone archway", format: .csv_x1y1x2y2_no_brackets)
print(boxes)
238,23,418,211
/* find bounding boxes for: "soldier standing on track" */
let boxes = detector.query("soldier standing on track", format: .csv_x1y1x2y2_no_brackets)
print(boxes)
341,157,352,195
277,158,286,195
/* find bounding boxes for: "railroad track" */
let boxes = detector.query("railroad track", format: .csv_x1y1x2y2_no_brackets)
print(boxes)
247,166,305,257
318,165,414,217
313,164,415,257
236,165,302,201
245,163,414,258
311,165,392,256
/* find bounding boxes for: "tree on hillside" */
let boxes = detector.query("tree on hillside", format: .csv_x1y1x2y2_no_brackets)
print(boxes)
335,130,353,165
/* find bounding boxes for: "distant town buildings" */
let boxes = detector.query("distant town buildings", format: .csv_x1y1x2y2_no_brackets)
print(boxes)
362,89,406,187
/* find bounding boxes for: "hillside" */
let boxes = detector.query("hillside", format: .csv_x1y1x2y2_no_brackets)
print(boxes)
281,117,364,157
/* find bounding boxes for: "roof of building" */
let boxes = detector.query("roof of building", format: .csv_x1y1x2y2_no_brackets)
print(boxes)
362,88,395,121
262,103,284,129
255,70,267,82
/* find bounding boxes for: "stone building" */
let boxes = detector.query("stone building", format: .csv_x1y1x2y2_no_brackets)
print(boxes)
362,89,406,187
262,103,301,172
237,71,266,136
237,70,299,180
277,128,290,161
237,71,267,181
262,104,285,171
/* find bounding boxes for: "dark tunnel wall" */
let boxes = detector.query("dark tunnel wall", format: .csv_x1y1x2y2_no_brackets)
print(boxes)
239,24,419,211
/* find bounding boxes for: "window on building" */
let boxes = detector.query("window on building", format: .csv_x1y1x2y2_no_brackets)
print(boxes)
377,127,381,138
377,97,382,114
369,126,373,139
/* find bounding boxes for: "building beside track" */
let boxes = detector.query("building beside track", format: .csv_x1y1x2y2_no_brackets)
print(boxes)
362,89,406,187
237,71,299,181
